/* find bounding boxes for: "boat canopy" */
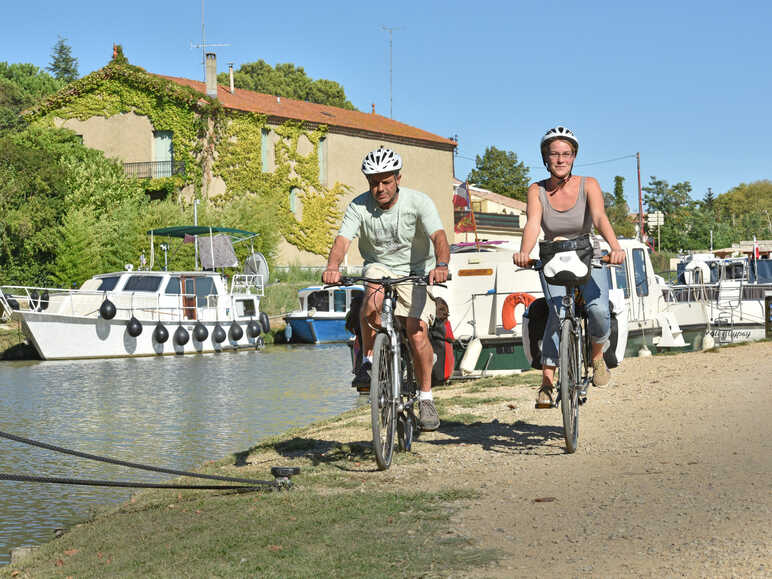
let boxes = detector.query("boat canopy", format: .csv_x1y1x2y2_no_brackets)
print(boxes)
147,226,258,243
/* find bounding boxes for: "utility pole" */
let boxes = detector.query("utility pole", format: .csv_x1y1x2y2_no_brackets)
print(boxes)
382,26,403,118
637,152,644,243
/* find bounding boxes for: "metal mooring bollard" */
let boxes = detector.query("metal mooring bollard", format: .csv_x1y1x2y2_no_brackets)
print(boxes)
271,466,301,488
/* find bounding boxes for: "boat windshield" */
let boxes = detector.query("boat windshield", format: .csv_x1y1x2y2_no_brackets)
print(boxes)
123,276,164,292
95,276,121,291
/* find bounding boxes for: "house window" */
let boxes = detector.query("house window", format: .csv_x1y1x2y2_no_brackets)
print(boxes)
632,248,649,297
261,128,272,172
153,131,173,177
318,137,327,185
289,187,303,220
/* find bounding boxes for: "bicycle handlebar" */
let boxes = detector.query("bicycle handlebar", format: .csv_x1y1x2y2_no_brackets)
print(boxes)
325,273,451,289
521,254,614,271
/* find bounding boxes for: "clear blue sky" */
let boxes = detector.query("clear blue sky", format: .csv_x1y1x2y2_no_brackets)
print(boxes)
2,0,770,212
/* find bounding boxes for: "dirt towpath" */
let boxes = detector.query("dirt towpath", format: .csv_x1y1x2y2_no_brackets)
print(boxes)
279,341,771,576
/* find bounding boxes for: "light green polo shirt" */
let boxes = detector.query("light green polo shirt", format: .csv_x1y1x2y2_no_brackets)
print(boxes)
338,187,444,276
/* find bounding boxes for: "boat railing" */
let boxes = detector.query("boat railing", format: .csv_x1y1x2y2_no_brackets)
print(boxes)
0,285,227,323
230,274,264,296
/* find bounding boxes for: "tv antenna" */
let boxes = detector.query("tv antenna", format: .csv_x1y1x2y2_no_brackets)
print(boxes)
190,0,230,82
382,25,403,118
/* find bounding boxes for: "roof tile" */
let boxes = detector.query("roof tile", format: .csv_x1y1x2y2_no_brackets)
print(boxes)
158,75,456,148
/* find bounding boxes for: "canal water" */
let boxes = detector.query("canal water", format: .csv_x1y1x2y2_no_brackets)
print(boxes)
0,344,361,565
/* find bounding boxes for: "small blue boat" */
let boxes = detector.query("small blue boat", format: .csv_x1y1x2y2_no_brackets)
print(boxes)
283,285,364,344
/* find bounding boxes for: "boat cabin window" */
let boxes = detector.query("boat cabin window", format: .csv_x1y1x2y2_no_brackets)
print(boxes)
96,276,121,291
333,290,347,312
632,248,649,297
606,263,630,298
123,276,163,292
236,298,256,317
193,277,216,307
723,262,745,281
308,290,330,312
165,277,181,294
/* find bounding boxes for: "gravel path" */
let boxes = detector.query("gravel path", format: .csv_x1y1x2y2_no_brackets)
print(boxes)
416,341,772,577
254,340,771,576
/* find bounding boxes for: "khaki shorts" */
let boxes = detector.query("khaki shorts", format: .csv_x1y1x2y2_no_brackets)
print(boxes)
363,263,436,327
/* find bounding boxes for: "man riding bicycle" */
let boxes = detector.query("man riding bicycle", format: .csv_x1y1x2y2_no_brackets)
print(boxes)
322,146,450,431
513,126,625,408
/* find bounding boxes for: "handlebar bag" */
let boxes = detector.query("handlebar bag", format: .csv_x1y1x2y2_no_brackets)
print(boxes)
538,234,594,286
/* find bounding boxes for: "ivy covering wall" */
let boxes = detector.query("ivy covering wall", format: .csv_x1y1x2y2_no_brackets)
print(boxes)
25,58,346,256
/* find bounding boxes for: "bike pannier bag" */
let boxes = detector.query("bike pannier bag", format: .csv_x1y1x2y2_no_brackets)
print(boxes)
430,297,456,385
522,297,548,369
538,234,594,286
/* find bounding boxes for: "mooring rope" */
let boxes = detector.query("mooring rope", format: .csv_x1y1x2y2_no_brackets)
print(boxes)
0,473,267,491
0,429,278,488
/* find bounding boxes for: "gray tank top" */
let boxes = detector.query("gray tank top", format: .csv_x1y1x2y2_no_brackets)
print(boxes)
538,177,593,241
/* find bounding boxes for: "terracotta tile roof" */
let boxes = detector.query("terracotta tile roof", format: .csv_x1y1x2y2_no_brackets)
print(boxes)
453,178,527,212
158,75,456,149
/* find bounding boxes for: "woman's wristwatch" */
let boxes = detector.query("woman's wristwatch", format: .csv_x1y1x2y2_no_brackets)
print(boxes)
436,262,448,268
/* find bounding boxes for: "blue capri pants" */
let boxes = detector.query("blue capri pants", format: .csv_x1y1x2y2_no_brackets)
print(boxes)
539,264,610,368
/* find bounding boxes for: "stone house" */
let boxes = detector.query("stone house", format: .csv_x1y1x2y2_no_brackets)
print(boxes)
25,53,457,266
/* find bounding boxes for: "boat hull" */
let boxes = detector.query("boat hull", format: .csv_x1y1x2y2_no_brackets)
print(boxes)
285,316,352,344
16,311,263,360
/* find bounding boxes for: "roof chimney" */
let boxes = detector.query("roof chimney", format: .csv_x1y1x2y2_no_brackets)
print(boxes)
228,62,235,94
205,52,217,98
371,103,375,114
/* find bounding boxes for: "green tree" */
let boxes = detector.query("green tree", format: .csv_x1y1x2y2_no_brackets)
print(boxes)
603,175,635,238
218,60,356,110
642,177,696,252
466,146,530,201
714,180,772,237
0,62,62,131
47,36,79,83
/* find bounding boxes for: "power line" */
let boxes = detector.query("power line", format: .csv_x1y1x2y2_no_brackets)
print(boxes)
575,153,637,167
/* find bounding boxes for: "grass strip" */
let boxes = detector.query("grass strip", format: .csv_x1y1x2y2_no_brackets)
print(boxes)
3,486,496,578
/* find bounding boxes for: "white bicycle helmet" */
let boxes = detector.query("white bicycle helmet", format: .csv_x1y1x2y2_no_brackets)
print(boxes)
361,146,403,175
540,126,579,159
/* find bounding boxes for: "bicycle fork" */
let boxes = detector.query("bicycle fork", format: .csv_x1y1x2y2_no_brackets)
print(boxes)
382,296,404,411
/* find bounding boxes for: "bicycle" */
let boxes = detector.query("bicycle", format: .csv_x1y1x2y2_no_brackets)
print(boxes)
524,254,611,453
333,274,441,470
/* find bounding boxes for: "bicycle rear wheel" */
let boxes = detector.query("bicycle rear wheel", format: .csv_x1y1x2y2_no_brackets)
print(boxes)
559,319,580,453
371,333,396,469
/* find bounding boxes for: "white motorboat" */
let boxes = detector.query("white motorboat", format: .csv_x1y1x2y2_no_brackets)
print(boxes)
662,253,771,345
0,226,270,360
433,237,712,378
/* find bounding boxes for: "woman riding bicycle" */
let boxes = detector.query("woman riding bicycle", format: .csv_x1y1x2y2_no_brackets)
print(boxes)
513,126,625,408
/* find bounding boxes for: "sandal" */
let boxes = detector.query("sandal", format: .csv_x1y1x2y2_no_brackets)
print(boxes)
535,385,555,409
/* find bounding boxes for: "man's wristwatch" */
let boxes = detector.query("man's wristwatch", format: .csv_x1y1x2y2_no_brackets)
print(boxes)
436,262,448,268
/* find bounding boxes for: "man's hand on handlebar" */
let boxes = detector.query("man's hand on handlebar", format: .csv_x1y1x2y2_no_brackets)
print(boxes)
321,268,341,284
429,265,448,285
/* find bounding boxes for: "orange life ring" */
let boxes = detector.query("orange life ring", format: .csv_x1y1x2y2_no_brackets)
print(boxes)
501,292,536,330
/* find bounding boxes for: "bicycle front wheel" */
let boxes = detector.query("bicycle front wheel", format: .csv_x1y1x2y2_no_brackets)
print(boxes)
371,333,396,470
559,319,580,453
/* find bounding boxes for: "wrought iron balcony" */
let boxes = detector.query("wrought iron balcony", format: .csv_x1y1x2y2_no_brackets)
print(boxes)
123,161,186,179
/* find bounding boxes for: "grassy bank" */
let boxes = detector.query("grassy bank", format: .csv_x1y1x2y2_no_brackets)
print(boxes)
0,373,537,577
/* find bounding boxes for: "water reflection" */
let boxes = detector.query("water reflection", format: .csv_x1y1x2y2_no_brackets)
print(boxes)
0,344,360,565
